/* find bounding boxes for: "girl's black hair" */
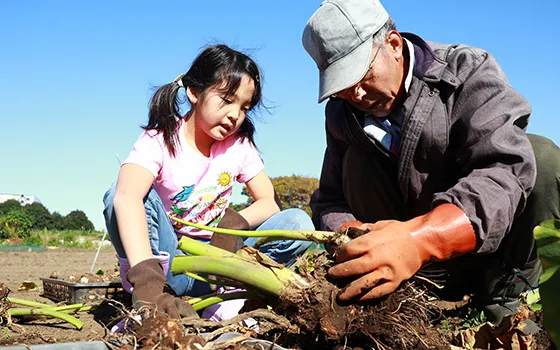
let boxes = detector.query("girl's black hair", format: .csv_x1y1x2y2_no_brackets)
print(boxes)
144,44,263,157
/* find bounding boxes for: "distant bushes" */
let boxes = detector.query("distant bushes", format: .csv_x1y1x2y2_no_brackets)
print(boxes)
0,200,95,239
3,228,109,249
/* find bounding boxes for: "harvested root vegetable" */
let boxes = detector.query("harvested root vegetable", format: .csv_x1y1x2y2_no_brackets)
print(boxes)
0,281,85,330
0,283,11,326
136,313,206,349
168,220,446,348
273,252,445,348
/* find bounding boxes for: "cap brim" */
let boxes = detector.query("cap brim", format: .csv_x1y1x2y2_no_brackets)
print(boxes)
318,36,373,103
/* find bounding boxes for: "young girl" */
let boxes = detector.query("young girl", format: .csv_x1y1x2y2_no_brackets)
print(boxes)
102,44,313,319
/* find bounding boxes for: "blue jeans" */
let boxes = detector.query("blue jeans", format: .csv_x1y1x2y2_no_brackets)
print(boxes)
102,183,313,297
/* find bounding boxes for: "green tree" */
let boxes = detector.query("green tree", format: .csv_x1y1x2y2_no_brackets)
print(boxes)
238,175,319,216
228,202,249,211
64,210,94,231
272,175,319,216
50,211,65,230
24,202,53,229
0,199,22,216
0,209,34,239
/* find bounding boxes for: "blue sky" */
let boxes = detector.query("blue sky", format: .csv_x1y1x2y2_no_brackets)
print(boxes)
1,1,559,231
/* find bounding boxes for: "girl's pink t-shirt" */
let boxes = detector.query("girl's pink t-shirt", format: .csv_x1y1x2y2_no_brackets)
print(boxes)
123,122,264,239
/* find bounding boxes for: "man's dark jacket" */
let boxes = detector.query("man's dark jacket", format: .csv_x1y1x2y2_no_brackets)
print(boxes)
310,33,536,256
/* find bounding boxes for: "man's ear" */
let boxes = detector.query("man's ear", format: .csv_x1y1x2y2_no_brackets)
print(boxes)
186,86,199,104
386,30,404,60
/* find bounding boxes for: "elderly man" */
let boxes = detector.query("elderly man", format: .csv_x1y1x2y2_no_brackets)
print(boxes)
303,0,560,323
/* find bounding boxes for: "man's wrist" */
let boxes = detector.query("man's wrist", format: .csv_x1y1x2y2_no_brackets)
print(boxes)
410,203,476,263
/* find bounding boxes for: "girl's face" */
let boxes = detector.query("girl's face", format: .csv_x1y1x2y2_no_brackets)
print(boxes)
187,74,255,142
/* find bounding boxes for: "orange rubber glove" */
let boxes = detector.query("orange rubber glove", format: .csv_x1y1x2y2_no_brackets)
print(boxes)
328,203,476,302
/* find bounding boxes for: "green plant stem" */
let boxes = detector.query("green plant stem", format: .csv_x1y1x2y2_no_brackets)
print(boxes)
177,236,240,258
8,308,84,330
182,271,247,289
171,255,302,296
253,236,279,249
187,296,206,305
187,292,242,305
170,216,348,245
8,298,92,313
8,298,49,308
50,304,91,313
187,291,249,305
190,291,256,311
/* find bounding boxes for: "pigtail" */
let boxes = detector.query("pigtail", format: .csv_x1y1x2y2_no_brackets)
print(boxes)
143,80,184,157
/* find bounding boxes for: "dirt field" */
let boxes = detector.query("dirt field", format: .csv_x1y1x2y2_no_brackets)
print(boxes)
0,248,122,347
0,248,556,349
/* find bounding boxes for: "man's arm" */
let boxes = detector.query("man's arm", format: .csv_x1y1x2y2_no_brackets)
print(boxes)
433,47,536,254
310,100,357,231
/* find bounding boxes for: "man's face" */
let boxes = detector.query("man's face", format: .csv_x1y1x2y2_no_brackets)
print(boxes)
332,32,406,117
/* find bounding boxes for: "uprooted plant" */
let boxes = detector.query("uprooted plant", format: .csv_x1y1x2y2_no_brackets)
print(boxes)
0,282,87,331
167,217,444,349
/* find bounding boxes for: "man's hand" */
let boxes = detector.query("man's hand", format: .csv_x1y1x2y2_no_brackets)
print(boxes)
329,220,423,302
338,220,363,231
328,203,476,303
126,258,198,319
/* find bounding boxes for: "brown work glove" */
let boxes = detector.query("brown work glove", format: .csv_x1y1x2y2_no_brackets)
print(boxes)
208,209,248,291
217,208,250,230
210,208,248,253
126,258,197,319
329,203,476,302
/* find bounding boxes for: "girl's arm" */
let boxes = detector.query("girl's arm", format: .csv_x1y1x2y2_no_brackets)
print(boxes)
239,170,280,228
113,164,155,267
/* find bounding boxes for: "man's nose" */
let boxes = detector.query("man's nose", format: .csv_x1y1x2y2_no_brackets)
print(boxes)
349,85,366,103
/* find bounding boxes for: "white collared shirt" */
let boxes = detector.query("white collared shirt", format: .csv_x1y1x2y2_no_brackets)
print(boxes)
363,38,415,155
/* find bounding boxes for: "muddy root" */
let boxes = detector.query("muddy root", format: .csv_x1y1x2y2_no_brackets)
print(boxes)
273,252,446,349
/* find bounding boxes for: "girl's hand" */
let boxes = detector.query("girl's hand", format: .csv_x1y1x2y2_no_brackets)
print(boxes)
239,170,280,227
210,208,247,253
217,208,250,230
127,258,198,319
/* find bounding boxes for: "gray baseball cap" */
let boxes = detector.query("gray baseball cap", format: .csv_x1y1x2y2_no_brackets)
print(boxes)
302,0,389,103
